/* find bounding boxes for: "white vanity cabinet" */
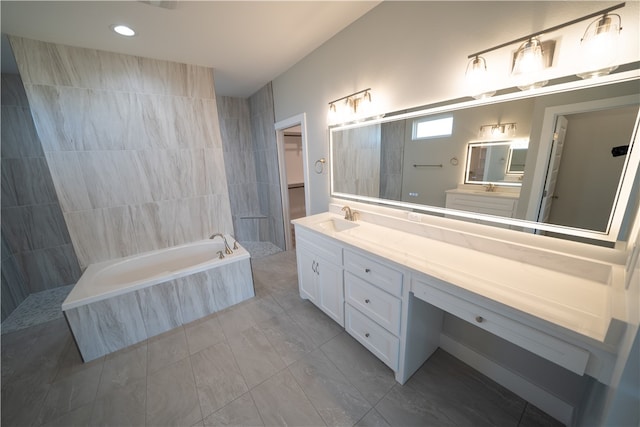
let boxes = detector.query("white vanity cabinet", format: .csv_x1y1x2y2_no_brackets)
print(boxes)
344,250,404,370
445,190,518,222
295,228,344,326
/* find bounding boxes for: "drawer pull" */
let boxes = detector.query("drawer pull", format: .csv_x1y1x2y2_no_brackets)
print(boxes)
365,299,370,304
365,268,371,273
365,332,370,338
475,316,484,323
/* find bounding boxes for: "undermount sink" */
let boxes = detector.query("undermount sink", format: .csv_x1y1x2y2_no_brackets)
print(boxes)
318,217,360,232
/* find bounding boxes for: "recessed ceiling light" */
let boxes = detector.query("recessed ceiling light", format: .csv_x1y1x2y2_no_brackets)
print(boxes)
111,24,136,37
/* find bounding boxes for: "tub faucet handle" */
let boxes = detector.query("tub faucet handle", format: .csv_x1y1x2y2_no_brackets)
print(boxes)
216,250,225,259
210,233,233,254
233,240,239,250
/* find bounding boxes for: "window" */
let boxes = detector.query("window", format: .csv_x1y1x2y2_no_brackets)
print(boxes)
412,116,453,140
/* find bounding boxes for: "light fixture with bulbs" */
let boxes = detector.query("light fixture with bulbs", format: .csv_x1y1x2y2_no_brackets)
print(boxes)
478,123,517,140
464,2,625,98
327,88,375,124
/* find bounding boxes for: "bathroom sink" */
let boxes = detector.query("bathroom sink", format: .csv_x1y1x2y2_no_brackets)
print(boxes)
318,217,360,232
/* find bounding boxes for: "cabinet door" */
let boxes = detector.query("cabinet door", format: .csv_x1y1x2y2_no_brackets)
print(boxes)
297,246,318,302
317,258,344,327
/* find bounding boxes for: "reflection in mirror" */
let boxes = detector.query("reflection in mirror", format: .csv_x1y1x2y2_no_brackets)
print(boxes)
465,140,527,186
330,76,640,243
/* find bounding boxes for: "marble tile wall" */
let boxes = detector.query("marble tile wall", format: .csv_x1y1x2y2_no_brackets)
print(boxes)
10,37,233,269
1,73,81,320
65,258,255,361
333,124,381,197
250,83,285,250
217,83,285,249
217,96,261,242
380,120,405,201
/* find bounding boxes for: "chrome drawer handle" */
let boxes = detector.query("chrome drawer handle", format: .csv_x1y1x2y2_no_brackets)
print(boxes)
365,299,370,304
475,316,484,323
365,333,370,338
365,268,371,273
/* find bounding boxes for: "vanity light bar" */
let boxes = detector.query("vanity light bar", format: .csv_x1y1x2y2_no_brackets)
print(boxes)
467,2,625,58
328,88,372,106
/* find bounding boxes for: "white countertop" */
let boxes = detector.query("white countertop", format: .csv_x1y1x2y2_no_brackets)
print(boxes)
445,188,520,199
293,212,620,343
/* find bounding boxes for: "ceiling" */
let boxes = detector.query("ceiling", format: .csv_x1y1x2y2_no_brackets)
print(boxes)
0,1,380,97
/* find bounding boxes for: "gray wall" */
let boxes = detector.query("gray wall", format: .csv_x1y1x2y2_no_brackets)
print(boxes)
1,73,81,320
10,37,233,269
217,83,285,249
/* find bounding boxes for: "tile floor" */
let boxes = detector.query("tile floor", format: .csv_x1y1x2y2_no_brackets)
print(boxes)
1,251,563,427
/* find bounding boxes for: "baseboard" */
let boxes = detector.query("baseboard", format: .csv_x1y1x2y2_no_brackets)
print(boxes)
439,333,575,426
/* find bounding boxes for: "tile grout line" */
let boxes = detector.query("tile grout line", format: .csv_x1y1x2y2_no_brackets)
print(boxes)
284,363,329,427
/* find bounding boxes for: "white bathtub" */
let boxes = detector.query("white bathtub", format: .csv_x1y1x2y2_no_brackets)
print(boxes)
63,236,255,361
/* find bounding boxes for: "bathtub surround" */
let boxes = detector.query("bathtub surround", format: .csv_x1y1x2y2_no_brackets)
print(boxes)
9,37,234,269
64,244,254,362
217,83,285,249
1,73,81,320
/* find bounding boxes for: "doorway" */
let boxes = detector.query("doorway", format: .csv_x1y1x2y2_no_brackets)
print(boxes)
275,114,310,250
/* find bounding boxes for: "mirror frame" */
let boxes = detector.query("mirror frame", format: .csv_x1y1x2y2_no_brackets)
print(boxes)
330,70,640,243
464,140,526,186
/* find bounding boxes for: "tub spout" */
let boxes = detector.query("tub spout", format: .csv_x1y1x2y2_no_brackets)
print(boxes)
209,233,233,254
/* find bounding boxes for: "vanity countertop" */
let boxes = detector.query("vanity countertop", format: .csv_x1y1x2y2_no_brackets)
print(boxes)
293,212,623,343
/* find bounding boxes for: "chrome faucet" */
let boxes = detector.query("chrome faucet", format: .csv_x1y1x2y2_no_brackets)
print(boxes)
209,233,233,254
341,206,359,221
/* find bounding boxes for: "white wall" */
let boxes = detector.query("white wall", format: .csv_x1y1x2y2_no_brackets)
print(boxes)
272,1,640,214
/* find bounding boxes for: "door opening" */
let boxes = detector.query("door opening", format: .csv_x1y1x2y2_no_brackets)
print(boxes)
275,114,310,250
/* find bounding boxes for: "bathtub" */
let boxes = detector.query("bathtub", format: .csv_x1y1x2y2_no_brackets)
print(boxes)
63,236,255,362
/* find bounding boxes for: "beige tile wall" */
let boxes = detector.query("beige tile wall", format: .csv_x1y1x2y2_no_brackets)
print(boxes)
10,37,233,269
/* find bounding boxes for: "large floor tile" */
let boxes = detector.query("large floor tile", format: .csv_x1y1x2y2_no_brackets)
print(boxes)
250,369,326,427
217,303,257,337
36,362,103,425
320,332,396,405
203,392,264,426
146,356,202,427
288,301,343,347
54,337,105,382
258,312,316,365
96,341,147,398
289,348,371,426
245,294,285,323
191,341,248,418
90,378,146,427
147,327,189,373
404,349,525,426
269,287,307,312
355,408,392,427
375,384,459,427
184,314,225,355
1,375,51,427
41,403,93,427
227,325,286,388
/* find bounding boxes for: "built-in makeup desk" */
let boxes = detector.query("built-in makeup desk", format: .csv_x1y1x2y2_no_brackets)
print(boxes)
292,210,626,395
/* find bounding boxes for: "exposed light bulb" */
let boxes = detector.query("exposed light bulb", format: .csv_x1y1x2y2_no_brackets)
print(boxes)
465,56,496,100
512,38,548,90
577,14,621,79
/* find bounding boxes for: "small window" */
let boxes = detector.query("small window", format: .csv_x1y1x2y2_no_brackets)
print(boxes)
412,116,453,140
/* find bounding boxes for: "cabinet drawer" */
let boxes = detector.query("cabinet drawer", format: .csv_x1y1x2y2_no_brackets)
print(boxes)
344,250,402,297
296,228,343,265
345,304,399,371
411,276,590,375
345,272,401,335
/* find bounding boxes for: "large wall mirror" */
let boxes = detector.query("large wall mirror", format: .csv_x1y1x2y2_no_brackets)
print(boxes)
330,73,640,244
